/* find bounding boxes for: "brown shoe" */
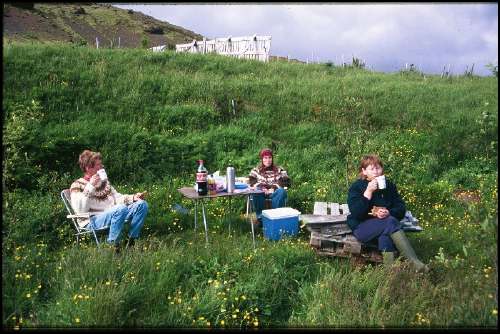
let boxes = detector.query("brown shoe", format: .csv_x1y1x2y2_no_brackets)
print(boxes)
250,216,262,228
126,238,136,249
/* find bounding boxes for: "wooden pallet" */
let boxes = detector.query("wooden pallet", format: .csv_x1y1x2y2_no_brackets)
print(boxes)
302,202,421,264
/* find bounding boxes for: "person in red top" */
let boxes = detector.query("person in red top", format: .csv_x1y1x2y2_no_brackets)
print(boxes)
248,148,290,225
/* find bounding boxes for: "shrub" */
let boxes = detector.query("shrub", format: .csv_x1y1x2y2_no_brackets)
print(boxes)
3,99,45,190
141,36,150,49
144,26,164,35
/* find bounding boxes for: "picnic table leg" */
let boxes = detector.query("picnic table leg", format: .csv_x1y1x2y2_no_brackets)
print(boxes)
194,200,198,230
246,195,250,217
228,197,232,236
201,199,209,246
247,195,256,249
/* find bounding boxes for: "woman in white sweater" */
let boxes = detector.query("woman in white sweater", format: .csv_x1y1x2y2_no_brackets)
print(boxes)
70,150,148,250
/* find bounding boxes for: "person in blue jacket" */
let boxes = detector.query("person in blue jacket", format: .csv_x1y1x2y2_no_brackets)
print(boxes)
347,154,428,272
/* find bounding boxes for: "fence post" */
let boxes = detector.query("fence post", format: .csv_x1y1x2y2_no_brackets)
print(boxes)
118,36,121,48
96,37,99,49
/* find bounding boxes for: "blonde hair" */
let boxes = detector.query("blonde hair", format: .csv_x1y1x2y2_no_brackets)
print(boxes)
78,150,102,172
358,154,384,179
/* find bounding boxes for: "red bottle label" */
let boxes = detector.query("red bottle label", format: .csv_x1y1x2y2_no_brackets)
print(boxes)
196,172,207,182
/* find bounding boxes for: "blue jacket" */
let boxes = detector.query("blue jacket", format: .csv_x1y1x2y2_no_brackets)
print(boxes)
346,178,406,231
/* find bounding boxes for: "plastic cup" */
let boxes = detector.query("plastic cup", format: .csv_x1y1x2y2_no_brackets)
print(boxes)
376,175,386,189
97,169,107,181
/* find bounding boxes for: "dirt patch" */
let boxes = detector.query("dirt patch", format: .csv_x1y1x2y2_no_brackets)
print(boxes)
3,3,203,48
453,190,481,204
3,5,72,41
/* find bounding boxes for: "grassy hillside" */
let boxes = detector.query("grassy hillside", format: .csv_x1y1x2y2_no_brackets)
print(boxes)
3,3,203,48
2,43,498,329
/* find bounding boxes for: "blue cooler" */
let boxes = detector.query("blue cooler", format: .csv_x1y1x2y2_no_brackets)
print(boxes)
261,207,301,241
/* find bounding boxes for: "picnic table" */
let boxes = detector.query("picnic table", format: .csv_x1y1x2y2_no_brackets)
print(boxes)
177,187,264,248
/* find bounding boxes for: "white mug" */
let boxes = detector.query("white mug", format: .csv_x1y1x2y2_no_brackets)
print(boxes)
97,168,108,181
376,175,386,189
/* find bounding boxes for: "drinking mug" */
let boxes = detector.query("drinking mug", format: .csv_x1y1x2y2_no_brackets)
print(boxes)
376,175,386,189
97,169,108,181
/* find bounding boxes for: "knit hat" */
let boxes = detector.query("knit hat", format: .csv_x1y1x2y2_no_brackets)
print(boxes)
259,148,273,159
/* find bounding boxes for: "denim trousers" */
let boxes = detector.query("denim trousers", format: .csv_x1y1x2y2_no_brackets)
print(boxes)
352,215,400,252
89,200,148,244
252,187,288,218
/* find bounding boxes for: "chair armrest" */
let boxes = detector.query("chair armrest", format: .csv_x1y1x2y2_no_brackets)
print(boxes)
67,213,91,219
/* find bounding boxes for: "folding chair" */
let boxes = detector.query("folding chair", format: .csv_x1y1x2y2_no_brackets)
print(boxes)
60,189,109,246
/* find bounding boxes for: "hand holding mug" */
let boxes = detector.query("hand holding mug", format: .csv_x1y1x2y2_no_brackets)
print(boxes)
367,179,378,192
133,191,148,201
90,173,101,186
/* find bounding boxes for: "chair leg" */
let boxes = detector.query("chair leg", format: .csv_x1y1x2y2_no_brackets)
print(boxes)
264,199,272,209
92,230,100,246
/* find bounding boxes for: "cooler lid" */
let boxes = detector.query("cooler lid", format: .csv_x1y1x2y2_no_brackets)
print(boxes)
261,207,301,219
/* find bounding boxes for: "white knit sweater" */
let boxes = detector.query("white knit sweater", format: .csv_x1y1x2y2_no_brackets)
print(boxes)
70,177,134,227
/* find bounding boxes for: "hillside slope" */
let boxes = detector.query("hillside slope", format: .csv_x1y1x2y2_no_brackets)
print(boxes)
2,43,498,329
3,3,204,48
3,43,497,199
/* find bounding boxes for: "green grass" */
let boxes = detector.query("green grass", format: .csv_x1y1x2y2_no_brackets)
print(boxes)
2,43,498,329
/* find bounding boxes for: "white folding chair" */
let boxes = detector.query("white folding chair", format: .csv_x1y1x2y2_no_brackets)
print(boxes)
60,189,109,246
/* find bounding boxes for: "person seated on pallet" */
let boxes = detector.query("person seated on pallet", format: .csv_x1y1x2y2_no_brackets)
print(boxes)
347,154,429,272
248,148,291,226
70,149,148,252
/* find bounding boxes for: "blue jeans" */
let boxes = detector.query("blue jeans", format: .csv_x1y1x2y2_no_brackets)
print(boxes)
352,215,400,252
89,200,148,245
252,188,288,219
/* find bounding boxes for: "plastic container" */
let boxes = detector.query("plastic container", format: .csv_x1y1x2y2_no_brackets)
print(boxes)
261,207,301,241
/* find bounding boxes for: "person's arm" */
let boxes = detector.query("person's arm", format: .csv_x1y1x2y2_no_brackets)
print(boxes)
347,181,371,220
388,182,406,220
248,167,264,188
277,167,291,188
70,181,93,214
111,185,134,205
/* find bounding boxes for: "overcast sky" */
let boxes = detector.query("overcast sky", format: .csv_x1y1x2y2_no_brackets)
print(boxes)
114,3,498,76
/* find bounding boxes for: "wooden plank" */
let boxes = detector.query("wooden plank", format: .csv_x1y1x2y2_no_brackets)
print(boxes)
343,234,362,254
343,240,362,254
309,233,322,248
321,224,352,236
310,231,345,243
313,202,328,215
300,214,348,224
340,203,350,215
329,202,340,216
304,225,322,233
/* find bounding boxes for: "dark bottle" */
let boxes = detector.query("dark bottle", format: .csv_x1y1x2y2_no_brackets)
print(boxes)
196,159,208,196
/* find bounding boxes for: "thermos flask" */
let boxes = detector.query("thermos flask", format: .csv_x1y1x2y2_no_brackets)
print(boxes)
226,167,235,193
